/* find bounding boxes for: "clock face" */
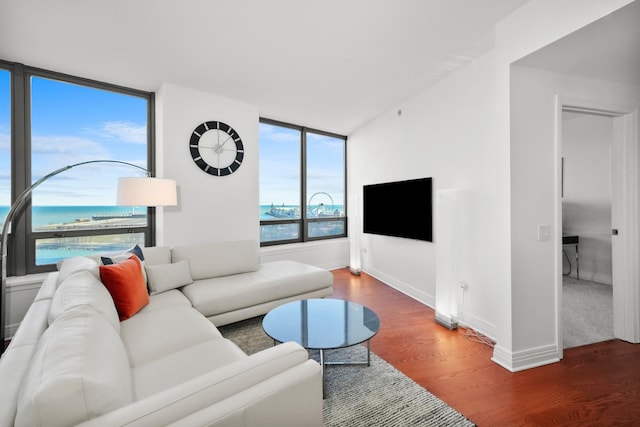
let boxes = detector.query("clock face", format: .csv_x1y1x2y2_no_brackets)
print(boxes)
189,121,244,176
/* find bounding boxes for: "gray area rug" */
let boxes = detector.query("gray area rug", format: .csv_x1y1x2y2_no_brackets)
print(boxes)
563,277,613,349
219,316,475,427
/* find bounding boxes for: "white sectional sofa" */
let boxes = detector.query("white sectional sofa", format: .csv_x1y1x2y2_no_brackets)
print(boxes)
162,240,334,326
0,240,333,427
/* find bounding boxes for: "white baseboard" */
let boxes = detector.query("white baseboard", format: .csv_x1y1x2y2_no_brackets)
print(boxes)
363,267,501,342
492,343,560,372
457,312,497,342
363,267,435,308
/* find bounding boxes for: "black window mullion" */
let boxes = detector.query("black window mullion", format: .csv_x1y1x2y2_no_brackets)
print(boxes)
146,91,157,248
301,127,308,242
10,64,29,276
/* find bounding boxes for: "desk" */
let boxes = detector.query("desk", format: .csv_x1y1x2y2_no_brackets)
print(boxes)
562,235,579,279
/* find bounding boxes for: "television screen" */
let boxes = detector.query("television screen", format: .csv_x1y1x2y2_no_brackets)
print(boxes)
362,177,432,242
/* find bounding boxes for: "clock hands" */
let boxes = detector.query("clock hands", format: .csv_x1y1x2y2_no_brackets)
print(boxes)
198,144,235,153
218,133,234,148
196,133,234,154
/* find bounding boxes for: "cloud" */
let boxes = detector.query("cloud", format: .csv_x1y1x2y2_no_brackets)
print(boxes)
259,123,300,143
97,121,146,144
32,134,109,156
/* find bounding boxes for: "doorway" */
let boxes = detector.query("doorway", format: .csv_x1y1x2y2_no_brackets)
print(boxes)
556,101,640,356
561,109,614,348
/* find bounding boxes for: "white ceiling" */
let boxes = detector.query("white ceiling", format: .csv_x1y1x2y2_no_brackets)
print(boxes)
0,0,529,135
516,0,640,87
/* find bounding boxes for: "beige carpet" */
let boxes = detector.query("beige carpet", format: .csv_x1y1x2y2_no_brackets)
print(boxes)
563,276,614,349
219,316,475,427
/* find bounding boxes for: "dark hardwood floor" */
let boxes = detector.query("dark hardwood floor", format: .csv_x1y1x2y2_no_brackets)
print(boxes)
331,268,640,426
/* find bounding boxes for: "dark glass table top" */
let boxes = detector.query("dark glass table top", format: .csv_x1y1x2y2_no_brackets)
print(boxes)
262,298,380,350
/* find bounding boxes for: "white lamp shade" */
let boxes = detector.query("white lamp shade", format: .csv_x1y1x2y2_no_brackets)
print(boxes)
117,177,177,206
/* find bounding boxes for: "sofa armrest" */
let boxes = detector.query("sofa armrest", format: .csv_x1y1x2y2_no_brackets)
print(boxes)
168,360,322,427
77,342,322,427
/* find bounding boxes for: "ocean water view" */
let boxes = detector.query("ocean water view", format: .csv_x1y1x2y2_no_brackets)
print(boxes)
259,203,346,242
259,204,345,220
0,205,144,229
0,204,346,226
0,205,147,266
0,204,346,265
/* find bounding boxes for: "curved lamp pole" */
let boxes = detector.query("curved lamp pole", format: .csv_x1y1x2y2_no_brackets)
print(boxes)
1,160,177,353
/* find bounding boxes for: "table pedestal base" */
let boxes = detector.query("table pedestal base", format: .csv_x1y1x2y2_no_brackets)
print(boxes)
319,340,372,398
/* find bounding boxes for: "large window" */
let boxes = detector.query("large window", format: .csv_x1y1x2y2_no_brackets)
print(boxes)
259,119,346,245
1,61,154,274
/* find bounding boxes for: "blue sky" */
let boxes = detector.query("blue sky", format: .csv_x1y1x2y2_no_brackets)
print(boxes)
1,70,344,210
259,122,345,208
0,72,148,206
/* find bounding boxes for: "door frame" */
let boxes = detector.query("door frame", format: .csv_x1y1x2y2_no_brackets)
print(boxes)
554,95,639,359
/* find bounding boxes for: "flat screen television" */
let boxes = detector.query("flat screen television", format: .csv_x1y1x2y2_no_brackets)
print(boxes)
362,177,432,242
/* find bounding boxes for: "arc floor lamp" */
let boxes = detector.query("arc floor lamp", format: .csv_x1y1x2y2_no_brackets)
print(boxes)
1,160,177,353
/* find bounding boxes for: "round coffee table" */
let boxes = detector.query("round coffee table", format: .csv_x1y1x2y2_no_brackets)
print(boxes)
262,298,380,396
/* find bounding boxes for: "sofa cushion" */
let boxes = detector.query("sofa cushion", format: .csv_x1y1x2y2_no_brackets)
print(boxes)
15,306,132,427
48,270,120,332
181,260,334,317
171,240,259,280
33,272,59,302
145,259,193,295
56,256,99,285
120,305,223,367
132,338,247,400
139,289,192,313
99,256,149,320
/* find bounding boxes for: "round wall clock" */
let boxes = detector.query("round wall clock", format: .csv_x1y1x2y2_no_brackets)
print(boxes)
189,121,244,176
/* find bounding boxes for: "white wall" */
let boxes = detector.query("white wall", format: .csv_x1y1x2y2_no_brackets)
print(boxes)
509,65,640,357
155,82,350,269
349,0,636,371
156,83,260,246
562,112,613,284
349,50,501,337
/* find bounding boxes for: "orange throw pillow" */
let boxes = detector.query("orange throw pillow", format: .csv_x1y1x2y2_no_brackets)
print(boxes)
99,255,149,320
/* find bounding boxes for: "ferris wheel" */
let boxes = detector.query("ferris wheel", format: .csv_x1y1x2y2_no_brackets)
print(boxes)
307,192,334,217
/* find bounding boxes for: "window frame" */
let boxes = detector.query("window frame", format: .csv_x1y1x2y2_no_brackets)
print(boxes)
1,60,156,275
259,117,347,246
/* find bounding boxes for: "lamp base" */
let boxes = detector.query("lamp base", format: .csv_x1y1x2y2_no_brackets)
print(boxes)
349,267,361,276
435,312,458,330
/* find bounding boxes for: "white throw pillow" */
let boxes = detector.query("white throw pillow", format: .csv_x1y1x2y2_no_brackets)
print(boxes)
15,306,133,427
145,260,194,295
